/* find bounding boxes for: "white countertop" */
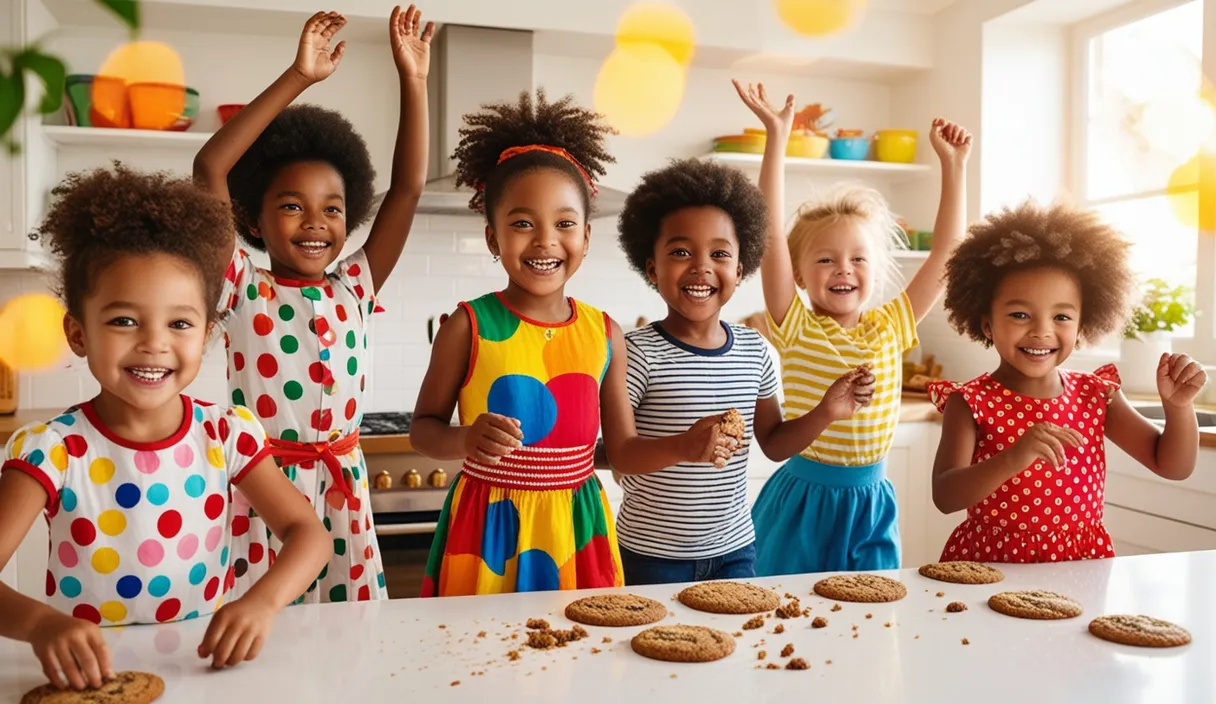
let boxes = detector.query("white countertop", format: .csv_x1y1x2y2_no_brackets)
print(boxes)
3,551,1214,703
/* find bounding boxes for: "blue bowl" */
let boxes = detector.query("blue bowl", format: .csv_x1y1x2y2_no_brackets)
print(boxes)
830,137,869,160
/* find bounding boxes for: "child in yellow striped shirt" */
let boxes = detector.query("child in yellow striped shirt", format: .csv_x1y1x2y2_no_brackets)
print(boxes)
734,80,973,574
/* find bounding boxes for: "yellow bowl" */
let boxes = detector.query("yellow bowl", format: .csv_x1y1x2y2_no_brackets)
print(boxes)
874,129,917,163
787,133,829,158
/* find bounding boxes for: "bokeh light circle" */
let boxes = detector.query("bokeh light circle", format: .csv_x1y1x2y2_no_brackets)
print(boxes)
594,43,685,137
94,41,186,129
615,4,696,66
774,0,869,37
0,294,68,371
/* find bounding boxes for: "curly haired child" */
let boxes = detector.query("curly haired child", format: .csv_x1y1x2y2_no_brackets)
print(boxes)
929,200,1207,563
193,8,432,603
612,158,875,585
0,165,329,690
735,80,975,575
413,89,708,596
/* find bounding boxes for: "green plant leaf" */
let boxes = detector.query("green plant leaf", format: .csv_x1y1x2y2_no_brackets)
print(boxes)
0,69,26,147
14,50,66,115
95,0,140,31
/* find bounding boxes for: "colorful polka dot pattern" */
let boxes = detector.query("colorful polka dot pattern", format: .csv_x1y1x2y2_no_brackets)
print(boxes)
0,398,269,626
422,293,622,597
928,365,1121,564
218,248,386,604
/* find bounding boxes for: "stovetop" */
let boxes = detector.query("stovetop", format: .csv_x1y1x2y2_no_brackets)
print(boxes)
359,412,412,436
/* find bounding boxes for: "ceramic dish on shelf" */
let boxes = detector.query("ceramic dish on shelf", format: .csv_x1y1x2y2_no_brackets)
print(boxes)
874,129,918,163
829,136,869,160
63,74,199,131
218,103,245,124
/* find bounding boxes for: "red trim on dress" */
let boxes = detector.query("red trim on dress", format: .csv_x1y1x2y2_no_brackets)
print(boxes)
79,395,193,451
458,301,478,390
1,459,59,512
230,447,274,485
493,292,579,329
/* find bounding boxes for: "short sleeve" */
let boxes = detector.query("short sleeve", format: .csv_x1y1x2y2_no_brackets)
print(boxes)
335,249,384,316
877,291,919,352
220,406,272,484
927,380,964,413
1093,363,1121,404
765,294,811,353
758,338,780,399
2,422,67,511
217,248,258,317
624,332,650,409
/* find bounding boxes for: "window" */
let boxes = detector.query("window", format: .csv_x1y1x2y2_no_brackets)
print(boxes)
1073,0,1213,354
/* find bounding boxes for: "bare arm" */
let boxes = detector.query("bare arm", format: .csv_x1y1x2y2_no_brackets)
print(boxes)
364,6,433,292
410,307,475,460
1106,355,1207,481
904,119,972,322
193,12,347,211
734,80,798,328
752,366,875,462
600,320,730,475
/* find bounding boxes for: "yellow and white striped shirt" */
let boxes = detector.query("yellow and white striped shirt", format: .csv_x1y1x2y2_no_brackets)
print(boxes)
766,292,918,466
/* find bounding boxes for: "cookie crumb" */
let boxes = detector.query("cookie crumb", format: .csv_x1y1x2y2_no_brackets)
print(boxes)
766,663,781,670
670,674,677,679
852,633,859,639
865,613,873,619
773,624,785,634
962,638,970,645
785,593,796,599
776,598,802,619
526,618,550,630
825,660,832,665
758,650,767,660
812,616,828,628
591,648,601,655
851,624,858,631
743,615,765,630
936,592,945,597
915,635,920,639
526,631,558,650
947,602,967,613
508,650,520,661
801,608,811,617
439,624,446,629
884,622,892,628
781,644,794,657
733,631,743,637
603,637,613,644
511,633,519,640
831,604,842,612
478,631,487,638
450,681,460,687
786,657,809,670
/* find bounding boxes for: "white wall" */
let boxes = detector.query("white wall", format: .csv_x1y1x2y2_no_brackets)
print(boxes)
3,27,903,412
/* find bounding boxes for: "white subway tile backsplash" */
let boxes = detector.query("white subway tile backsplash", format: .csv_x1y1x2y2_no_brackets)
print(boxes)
457,234,490,255
426,214,489,233
404,231,458,254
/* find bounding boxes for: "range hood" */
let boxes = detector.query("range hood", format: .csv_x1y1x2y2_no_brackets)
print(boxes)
372,24,628,218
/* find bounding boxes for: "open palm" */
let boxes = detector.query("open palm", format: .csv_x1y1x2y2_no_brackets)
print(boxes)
293,11,347,84
733,79,795,136
391,4,435,79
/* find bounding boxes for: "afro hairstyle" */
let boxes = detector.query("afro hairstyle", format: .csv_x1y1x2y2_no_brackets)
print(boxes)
35,162,233,321
226,104,376,250
451,88,615,218
943,199,1136,346
617,158,767,287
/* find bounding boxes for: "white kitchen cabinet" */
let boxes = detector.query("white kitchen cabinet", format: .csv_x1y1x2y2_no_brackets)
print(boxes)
1103,441,1216,555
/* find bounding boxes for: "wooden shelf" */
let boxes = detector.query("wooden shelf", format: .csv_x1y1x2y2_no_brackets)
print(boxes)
703,152,932,181
41,126,213,149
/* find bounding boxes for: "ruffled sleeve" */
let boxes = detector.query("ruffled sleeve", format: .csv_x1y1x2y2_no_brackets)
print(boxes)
1093,363,1121,403
335,249,384,316
927,379,964,414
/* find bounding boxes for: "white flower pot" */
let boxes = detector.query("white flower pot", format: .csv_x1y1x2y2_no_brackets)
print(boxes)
1120,332,1172,395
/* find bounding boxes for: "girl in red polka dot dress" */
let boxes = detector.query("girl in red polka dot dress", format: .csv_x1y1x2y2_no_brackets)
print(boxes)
0,166,330,691
929,201,1208,564
193,9,433,603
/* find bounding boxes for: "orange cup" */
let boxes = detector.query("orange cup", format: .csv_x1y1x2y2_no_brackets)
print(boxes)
128,82,187,130
89,75,130,128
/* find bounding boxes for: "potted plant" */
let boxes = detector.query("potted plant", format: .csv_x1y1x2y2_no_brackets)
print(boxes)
1121,278,1196,394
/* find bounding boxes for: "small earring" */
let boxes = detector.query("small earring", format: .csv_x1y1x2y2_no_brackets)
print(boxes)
492,255,500,263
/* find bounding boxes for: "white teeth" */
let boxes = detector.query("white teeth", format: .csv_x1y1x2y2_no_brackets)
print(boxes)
829,285,856,292
682,285,714,299
296,241,330,248
525,258,561,271
1021,348,1055,356
128,367,170,381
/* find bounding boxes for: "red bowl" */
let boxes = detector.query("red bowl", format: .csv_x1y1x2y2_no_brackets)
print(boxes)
218,104,245,124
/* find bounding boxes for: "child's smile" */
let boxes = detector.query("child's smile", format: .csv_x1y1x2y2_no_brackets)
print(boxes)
648,206,741,324
985,266,1082,392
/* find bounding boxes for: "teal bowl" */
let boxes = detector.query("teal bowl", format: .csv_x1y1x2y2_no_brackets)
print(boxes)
830,137,869,160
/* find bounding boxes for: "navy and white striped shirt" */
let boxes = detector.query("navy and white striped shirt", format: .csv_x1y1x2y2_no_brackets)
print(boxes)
617,322,779,560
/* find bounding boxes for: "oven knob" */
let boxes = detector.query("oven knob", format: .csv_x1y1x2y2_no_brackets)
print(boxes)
373,471,392,490
428,468,448,488
404,469,422,489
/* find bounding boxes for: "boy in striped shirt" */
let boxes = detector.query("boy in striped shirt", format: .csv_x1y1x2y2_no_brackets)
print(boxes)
734,80,973,575
610,157,875,586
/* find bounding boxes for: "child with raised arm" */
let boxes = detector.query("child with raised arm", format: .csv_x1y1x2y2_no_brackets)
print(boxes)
0,166,330,690
929,201,1206,562
193,7,432,602
735,80,973,574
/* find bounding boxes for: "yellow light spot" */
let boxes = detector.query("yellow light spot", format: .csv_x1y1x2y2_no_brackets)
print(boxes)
774,0,868,37
98,509,127,537
94,41,187,130
1137,93,1216,159
89,457,116,485
92,547,120,575
49,444,68,472
100,601,128,623
615,4,696,66
1166,153,1216,231
0,294,67,371
594,43,685,137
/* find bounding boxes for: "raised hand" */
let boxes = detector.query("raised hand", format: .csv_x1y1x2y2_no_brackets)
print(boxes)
390,4,435,79
929,117,973,166
1158,352,1208,408
732,79,796,138
292,11,347,84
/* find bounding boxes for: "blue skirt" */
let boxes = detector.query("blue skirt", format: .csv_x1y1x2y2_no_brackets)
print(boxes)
752,455,899,576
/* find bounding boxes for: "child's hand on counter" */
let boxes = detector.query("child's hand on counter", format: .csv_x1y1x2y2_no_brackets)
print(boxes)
198,596,276,669
28,611,113,690
461,413,524,465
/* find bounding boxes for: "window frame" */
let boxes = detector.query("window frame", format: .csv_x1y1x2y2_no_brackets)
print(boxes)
1069,0,1216,365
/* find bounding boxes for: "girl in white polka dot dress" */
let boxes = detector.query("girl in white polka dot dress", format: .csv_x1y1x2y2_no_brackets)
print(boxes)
193,9,433,602
0,166,330,691
929,201,1208,563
